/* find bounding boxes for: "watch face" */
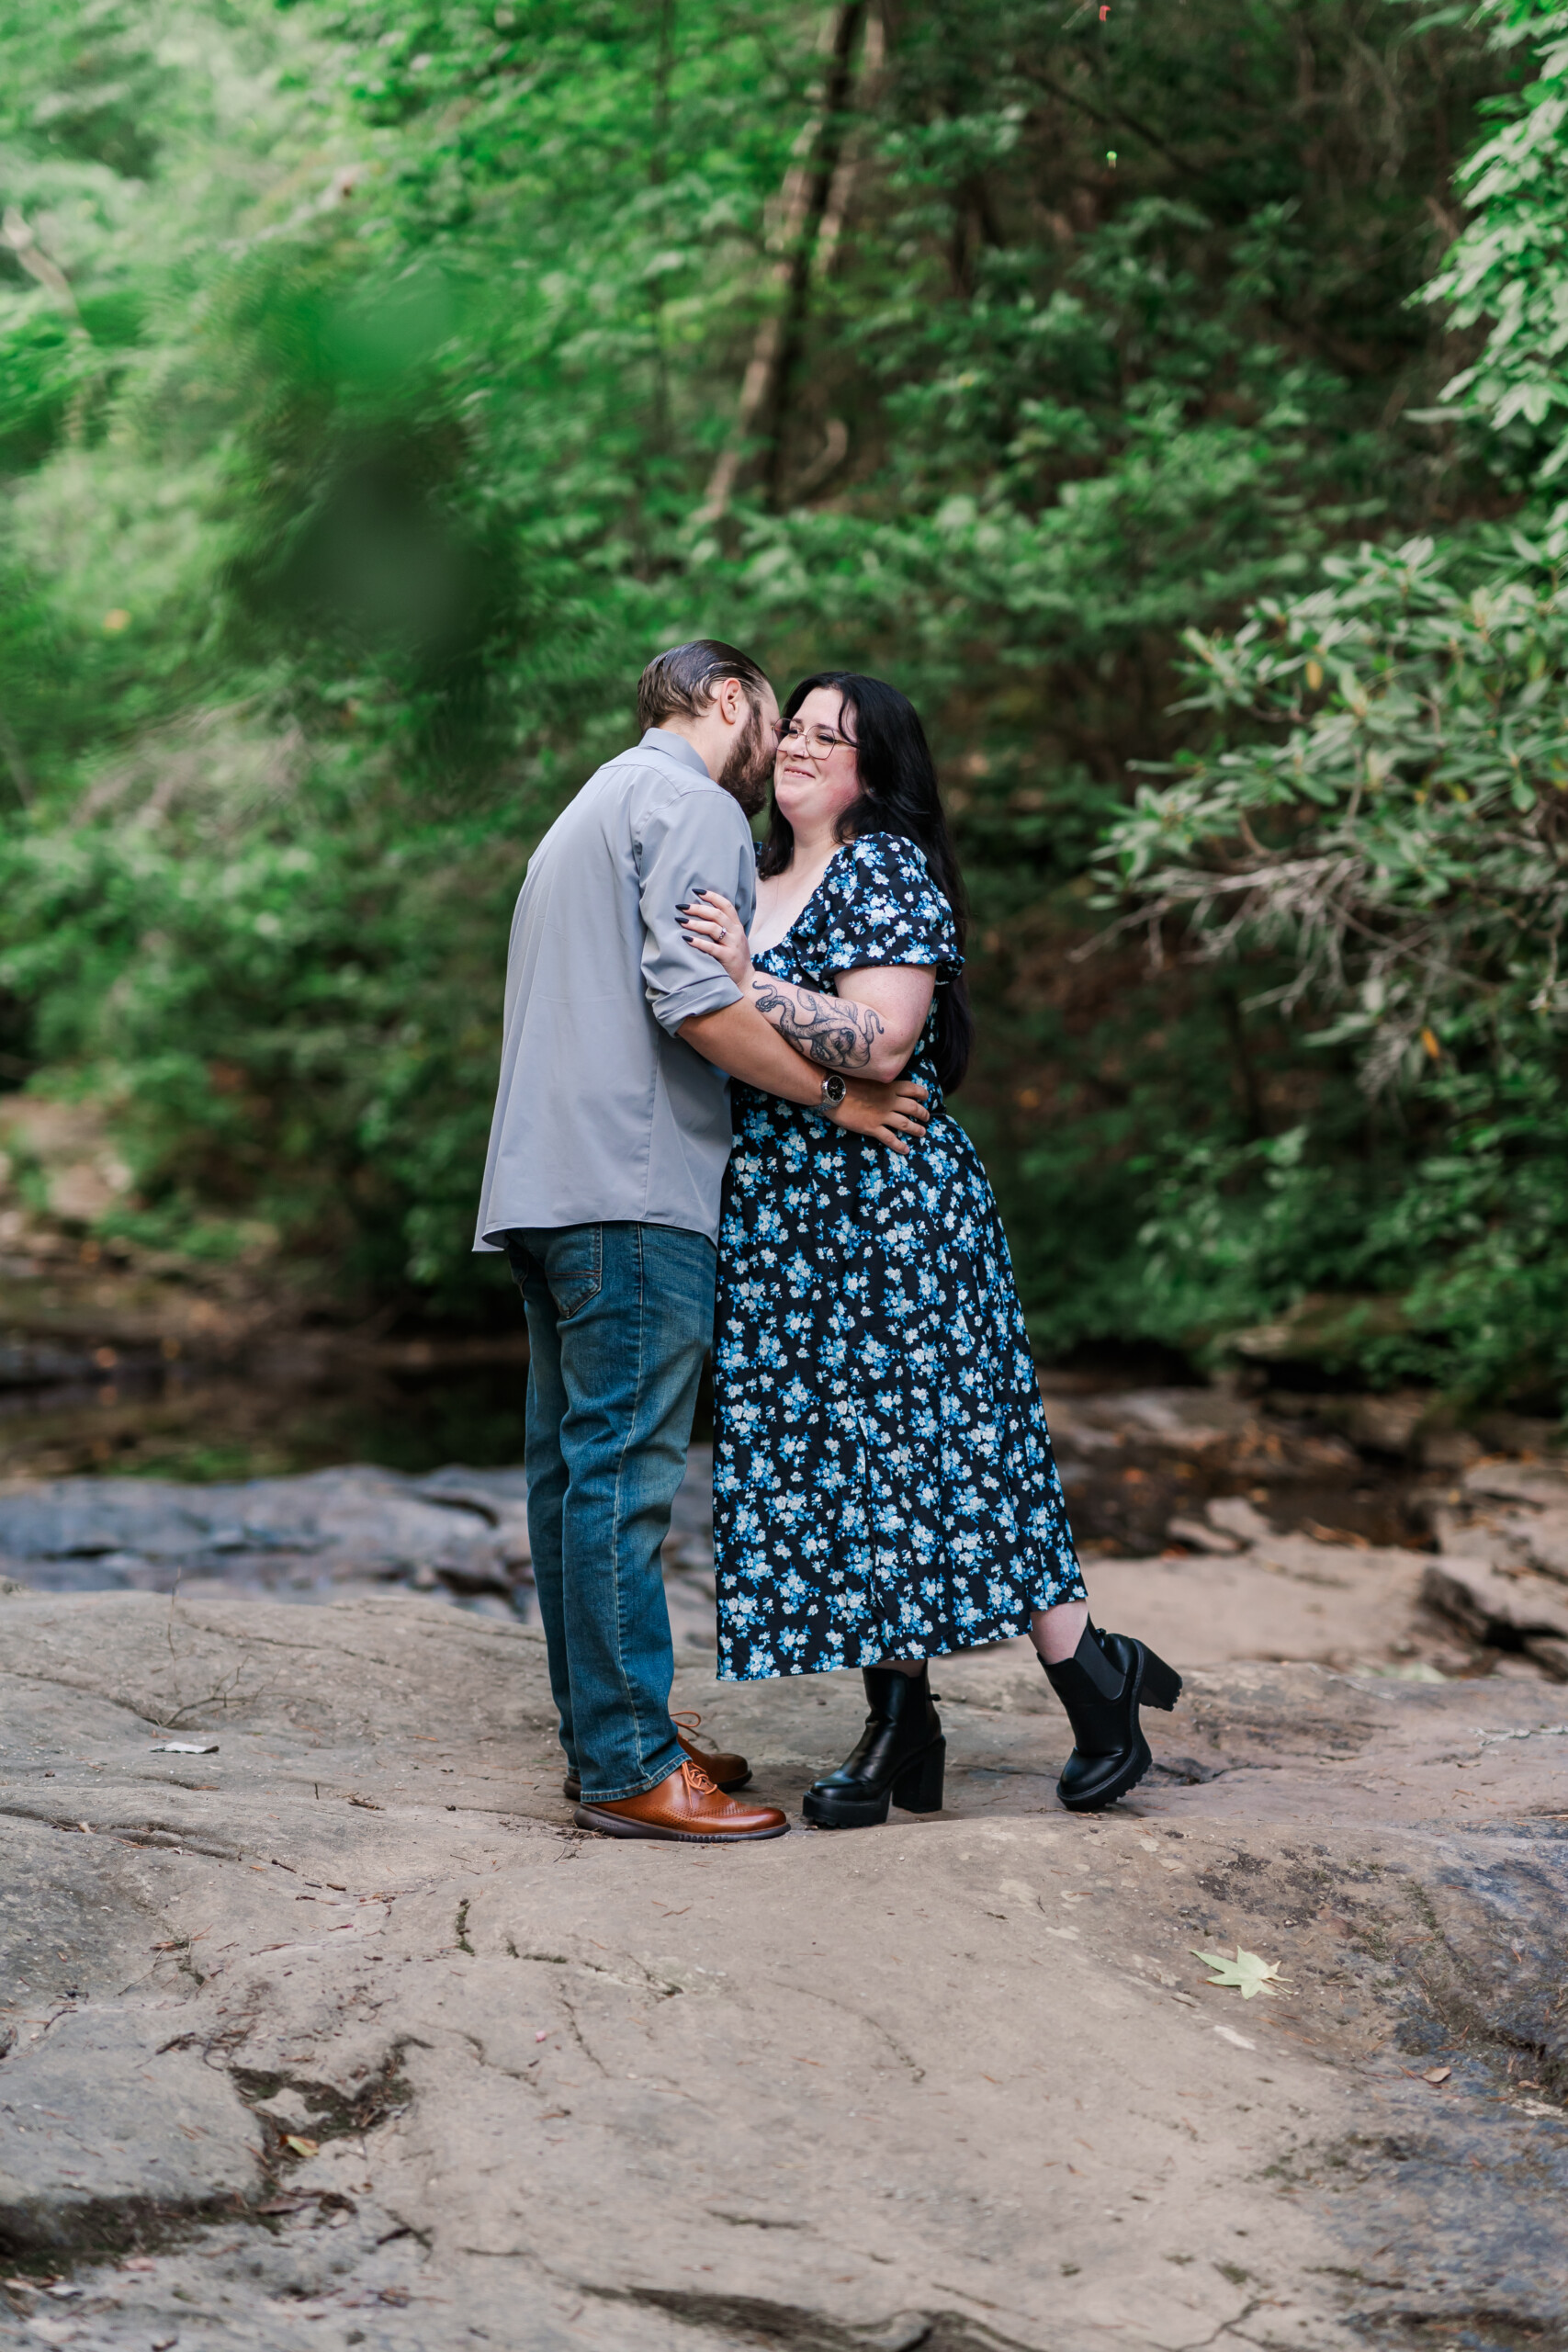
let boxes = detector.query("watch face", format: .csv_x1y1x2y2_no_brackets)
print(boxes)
822,1073,848,1105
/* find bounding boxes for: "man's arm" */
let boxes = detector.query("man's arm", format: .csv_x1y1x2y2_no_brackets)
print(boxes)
680,1001,930,1151
681,1000,837,1106
637,785,758,1038
678,889,934,1080
635,790,925,1145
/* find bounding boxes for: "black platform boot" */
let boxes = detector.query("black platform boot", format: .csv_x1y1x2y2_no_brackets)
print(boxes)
802,1664,946,1829
1042,1622,1182,1812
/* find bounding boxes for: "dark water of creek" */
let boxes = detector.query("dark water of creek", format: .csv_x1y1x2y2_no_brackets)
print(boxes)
0,1353,551,1486
0,1337,1438,1566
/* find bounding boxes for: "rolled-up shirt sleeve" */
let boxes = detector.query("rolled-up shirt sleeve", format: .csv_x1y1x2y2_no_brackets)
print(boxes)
637,783,757,1037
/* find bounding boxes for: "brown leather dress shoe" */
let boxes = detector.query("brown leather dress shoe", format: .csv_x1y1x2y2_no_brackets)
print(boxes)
561,1714,750,1804
574,1758,786,1842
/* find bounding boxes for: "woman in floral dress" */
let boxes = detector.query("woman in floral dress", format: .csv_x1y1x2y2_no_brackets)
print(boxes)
681,672,1180,1826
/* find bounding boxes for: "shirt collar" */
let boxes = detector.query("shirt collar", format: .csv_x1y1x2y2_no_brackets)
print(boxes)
639,727,713,779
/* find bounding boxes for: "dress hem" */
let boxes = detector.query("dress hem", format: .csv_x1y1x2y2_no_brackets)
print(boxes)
714,1577,1089,1682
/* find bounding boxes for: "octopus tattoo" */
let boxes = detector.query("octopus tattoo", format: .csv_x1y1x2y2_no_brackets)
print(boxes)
750,973,885,1069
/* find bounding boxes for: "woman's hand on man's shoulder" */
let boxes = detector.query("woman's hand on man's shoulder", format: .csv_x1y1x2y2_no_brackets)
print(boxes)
679,889,753,987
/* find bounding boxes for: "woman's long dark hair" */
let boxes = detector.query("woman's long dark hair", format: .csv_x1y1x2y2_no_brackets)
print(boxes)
760,672,974,1092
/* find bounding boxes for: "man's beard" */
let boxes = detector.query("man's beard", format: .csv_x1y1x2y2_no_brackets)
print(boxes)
716,705,773,819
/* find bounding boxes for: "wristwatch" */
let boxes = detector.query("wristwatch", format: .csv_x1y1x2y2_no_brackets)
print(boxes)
818,1072,848,1111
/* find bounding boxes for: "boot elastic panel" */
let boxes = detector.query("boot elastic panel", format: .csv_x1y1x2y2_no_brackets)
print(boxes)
1074,1621,1126,1702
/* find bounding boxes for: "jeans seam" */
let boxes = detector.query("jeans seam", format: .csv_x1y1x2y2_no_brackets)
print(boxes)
606,1221,662,1788
519,1256,577,1771
529,1222,699,1804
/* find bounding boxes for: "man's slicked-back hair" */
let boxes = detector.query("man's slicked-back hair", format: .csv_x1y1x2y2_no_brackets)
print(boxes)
637,639,771,735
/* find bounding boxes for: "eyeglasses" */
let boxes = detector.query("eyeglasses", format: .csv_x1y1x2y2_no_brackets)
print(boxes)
778,720,856,762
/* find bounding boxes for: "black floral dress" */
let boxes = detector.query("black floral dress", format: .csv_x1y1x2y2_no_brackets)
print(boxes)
713,831,1086,1681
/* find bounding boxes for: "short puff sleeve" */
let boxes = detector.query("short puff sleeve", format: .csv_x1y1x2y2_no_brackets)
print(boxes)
816,832,962,978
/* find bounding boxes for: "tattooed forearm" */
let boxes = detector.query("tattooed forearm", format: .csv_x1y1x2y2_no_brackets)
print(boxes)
750,974,884,1069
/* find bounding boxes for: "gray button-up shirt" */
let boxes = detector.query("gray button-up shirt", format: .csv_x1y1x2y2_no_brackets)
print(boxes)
474,729,757,1249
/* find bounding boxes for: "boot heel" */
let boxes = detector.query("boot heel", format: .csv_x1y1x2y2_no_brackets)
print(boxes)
1139,1648,1182,1712
892,1738,945,1814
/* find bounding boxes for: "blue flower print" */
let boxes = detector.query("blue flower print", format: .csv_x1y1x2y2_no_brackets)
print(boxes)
713,831,1087,1680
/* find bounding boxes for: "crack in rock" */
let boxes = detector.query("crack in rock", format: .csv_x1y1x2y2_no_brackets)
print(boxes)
593,2286,1032,2351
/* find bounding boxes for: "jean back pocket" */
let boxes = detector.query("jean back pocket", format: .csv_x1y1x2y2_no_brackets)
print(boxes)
508,1225,603,1321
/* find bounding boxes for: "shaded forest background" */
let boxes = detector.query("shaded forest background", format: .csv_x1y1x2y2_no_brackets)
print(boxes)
1,0,1565,1408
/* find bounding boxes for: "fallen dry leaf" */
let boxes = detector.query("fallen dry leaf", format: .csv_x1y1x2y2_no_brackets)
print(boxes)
283,2135,319,2158
1424,2065,1452,2085
1191,1944,1285,1999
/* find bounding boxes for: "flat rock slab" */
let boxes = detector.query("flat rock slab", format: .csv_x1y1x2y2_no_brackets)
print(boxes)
1086,1539,1437,1673
2,1587,1566,2352
0,1466,534,1608
0,1460,727,1647
0,2007,260,2253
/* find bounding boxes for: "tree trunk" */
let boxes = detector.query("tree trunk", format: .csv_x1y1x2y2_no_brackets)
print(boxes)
699,1,869,520
0,706,33,808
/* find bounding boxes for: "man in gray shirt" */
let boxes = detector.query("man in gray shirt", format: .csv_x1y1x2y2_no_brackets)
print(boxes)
476,640,927,1842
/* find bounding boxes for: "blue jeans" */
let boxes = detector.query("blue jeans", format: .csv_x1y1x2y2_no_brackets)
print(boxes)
504,1222,716,1803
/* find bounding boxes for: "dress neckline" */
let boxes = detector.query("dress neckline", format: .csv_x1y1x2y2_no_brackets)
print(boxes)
751,839,854,963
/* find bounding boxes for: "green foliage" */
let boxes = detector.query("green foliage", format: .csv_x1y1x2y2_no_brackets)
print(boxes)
1103,0,1568,1404
1111,527,1568,1086
0,0,1554,1393
1427,0,1568,478
0,720,535,1299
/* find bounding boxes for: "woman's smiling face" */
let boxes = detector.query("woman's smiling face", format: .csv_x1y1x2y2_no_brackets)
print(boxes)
773,686,862,841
